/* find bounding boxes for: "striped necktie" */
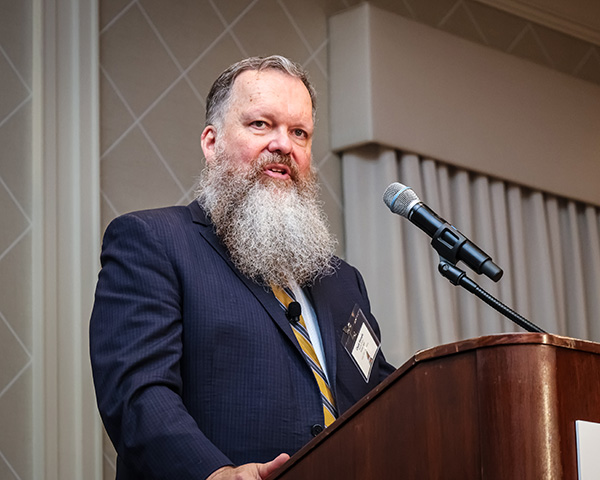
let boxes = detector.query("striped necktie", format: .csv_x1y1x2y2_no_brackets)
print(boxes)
271,284,338,427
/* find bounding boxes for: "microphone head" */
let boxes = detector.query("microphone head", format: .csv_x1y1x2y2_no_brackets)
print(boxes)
286,301,302,323
383,182,420,218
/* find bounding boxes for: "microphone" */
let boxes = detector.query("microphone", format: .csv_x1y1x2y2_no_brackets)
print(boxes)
286,301,302,323
383,182,503,282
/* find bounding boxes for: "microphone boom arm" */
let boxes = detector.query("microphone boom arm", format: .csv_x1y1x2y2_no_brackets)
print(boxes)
438,257,546,333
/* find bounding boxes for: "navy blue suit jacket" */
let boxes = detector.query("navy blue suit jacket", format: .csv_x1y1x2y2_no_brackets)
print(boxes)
90,201,395,479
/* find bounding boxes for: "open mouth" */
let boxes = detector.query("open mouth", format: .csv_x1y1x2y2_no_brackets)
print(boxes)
264,163,292,180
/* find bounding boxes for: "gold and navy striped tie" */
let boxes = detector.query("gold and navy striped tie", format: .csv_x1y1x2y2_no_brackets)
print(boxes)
271,284,338,427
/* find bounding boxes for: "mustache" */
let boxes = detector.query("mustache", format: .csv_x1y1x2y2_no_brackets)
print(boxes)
252,152,300,181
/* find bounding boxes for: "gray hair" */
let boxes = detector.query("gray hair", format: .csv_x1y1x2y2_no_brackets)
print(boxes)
204,55,317,128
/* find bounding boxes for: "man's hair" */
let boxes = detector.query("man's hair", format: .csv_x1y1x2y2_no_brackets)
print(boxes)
205,55,317,128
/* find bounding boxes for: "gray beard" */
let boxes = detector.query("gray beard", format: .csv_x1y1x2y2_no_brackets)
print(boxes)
195,151,338,288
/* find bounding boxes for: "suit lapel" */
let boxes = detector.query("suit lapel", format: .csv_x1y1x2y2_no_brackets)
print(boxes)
186,201,301,351
306,282,339,395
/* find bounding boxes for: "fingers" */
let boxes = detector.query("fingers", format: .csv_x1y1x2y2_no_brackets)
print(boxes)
207,453,290,480
258,453,290,479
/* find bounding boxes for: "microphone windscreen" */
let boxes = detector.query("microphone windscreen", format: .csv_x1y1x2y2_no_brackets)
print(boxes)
287,301,302,319
383,182,420,217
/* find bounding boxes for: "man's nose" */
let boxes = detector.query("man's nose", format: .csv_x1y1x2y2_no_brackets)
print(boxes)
267,128,293,155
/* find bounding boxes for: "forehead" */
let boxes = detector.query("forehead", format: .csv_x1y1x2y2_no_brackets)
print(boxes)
227,69,313,123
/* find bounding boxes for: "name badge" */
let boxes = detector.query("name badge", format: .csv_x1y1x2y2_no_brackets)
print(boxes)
341,305,381,382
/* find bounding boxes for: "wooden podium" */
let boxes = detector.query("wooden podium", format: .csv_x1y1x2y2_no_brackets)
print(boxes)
271,333,600,479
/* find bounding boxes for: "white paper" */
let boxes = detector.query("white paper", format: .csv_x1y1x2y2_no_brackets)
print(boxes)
351,322,379,381
576,420,600,479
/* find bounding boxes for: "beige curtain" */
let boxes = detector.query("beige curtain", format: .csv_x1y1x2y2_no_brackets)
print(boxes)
342,146,600,367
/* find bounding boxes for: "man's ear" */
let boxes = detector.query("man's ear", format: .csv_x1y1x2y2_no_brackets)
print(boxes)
201,125,217,164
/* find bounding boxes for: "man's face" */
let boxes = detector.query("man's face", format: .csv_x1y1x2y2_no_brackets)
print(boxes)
201,69,314,182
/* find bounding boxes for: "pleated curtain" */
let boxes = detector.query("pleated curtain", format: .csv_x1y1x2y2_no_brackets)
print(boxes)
342,147,600,367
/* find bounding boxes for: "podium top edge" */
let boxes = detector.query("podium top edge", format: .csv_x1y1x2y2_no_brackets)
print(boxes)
413,332,600,363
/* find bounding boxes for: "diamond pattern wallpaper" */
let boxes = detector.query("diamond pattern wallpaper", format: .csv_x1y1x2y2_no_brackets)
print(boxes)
99,0,347,247
0,1,33,479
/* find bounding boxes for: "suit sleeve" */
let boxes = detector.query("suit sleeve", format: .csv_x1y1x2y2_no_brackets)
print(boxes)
89,213,231,479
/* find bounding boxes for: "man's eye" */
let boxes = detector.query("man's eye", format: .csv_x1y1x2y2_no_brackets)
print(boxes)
293,129,307,138
251,121,266,128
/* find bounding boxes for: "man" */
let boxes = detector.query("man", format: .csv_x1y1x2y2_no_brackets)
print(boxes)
90,55,395,480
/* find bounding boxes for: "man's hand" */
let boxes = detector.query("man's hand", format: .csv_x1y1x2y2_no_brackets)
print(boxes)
207,453,290,480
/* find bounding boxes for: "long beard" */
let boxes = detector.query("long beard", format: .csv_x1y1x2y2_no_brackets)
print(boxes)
195,151,338,288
